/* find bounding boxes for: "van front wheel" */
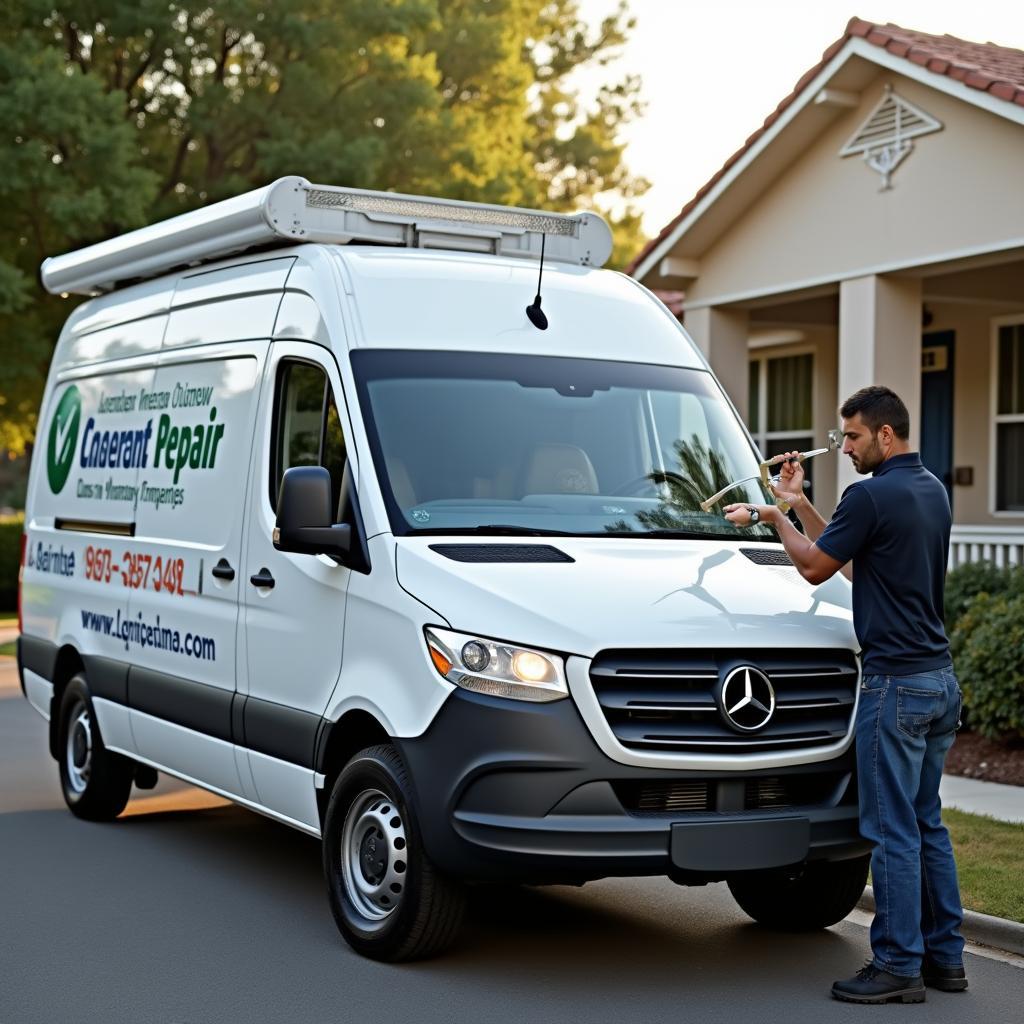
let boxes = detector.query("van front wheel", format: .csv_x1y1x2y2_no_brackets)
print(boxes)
727,854,870,930
57,675,134,821
322,744,466,961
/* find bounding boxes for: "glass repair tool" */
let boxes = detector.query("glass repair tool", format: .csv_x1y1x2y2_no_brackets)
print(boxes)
700,429,843,514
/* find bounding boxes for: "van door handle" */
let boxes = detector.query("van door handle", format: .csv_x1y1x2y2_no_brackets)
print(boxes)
211,559,235,581
249,568,275,589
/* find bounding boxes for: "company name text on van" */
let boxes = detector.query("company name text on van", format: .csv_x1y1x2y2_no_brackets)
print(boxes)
79,406,226,484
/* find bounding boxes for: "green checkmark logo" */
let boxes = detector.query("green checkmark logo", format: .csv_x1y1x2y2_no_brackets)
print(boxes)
47,385,81,494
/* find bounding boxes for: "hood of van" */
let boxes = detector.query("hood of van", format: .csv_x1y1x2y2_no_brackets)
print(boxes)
394,538,856,659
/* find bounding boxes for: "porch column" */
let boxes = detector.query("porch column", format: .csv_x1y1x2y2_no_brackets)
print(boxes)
837,275,922,500
684,306,750,423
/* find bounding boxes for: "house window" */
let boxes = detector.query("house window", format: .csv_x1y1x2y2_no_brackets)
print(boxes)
995,322,1024,513
748,352,815,488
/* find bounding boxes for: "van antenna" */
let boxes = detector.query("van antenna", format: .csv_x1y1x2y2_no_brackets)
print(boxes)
525,233,549,331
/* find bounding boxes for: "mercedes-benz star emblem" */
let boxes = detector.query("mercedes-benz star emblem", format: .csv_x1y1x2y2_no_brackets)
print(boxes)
719,666,776,732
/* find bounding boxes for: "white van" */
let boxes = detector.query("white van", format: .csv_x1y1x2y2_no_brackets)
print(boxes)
19,177,868,961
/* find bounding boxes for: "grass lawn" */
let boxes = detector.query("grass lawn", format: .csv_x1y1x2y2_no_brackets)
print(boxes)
0,639,15,658
946,807,1024,924
868,810,1023,923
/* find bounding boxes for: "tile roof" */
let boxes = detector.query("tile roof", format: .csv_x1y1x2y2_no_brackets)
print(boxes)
628,17,1024,276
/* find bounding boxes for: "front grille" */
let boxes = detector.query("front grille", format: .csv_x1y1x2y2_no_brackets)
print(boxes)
743,773,846,809
619,780,712,812
614,772,847,814
589,648,858,754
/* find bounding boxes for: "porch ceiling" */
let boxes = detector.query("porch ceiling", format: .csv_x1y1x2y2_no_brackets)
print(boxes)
922,255,1024,309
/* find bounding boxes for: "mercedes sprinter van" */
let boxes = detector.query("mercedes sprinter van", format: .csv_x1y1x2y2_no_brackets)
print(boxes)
19,177,868,961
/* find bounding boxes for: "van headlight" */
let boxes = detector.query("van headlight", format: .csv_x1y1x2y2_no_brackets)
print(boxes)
424,627,568,703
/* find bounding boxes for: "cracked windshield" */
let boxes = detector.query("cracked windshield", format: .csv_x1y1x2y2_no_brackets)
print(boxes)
353,351,776,539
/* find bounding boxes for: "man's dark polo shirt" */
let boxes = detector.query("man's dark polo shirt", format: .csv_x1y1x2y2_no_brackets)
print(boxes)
815,452,952,676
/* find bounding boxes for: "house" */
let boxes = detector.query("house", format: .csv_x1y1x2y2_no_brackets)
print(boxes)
630,17,1024,568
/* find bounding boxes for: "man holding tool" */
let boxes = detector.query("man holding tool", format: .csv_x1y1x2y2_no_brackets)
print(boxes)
723,385,965,1006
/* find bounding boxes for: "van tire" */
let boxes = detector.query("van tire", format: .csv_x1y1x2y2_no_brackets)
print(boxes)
57,675,135,821
323,744,466,961
727,854,870,930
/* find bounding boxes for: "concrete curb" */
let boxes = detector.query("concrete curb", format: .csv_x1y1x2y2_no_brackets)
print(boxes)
858,885,1024,957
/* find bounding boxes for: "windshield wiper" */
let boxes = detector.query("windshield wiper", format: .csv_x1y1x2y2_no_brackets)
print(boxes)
616,529,725,541
414,524,579,537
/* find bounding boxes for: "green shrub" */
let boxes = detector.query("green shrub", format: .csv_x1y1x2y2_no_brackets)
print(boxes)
944,561,1024,629
0,513,24,613
953,591,1024,742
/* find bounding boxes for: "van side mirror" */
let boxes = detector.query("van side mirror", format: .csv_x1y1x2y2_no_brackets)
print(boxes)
274,466,351,558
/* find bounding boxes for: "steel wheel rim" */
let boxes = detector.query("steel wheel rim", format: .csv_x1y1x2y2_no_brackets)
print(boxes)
340,788,408,921
66,704,92,794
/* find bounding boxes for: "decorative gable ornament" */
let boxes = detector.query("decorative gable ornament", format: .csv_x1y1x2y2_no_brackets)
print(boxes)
839,85,943,190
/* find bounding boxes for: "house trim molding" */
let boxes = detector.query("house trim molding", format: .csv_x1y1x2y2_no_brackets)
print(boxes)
680,237,1024,312
634,35,1024,284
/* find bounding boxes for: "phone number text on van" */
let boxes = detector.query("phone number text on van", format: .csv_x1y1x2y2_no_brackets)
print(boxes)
85,545,188,596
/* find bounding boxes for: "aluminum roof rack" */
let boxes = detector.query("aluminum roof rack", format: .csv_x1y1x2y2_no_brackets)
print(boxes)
41,176,613,296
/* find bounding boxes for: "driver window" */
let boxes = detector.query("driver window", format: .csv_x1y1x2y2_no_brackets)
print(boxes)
272,359,350,524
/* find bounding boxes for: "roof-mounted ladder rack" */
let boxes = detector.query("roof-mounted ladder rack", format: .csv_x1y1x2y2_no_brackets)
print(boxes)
40,176,613,296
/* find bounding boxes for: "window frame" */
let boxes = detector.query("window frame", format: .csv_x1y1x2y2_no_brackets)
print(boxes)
747,345,816,456
990,315,1024,518
269,356,331,514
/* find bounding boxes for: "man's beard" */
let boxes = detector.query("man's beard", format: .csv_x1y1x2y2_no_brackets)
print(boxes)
851,435,885,475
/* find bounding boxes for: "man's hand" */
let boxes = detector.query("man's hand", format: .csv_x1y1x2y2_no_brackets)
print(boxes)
723,503,779,528
724,499,844,585
772,450,805,508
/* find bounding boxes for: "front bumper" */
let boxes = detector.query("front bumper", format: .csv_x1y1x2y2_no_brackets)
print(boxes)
397,689,869,884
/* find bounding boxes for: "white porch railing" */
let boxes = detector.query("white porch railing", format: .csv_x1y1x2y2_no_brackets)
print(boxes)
948,525,1024,570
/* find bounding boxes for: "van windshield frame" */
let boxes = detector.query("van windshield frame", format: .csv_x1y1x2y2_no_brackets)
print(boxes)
350,349,777,540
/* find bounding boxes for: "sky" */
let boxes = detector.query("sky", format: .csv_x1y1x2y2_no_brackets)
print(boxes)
574,1,1024,235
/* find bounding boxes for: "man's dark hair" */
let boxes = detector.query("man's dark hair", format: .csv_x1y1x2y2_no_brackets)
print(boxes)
840,386,910,439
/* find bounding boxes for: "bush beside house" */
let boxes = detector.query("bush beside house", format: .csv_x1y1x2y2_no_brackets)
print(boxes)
947,563,1024,743
945,561,1024,628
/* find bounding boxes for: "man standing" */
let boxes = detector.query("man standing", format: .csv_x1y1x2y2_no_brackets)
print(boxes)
724,385,965,1005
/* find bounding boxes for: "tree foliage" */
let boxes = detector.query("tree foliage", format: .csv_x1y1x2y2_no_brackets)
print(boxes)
0,0,647,453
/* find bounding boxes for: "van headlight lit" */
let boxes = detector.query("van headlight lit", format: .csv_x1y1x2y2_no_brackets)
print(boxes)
424,627,568,702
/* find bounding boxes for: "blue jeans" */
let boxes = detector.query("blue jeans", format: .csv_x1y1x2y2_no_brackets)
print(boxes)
856,667,965,976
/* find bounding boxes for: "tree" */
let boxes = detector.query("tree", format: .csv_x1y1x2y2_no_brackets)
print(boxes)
0,0,647,454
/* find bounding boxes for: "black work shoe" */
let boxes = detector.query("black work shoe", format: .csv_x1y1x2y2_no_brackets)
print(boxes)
922,956,968,992
831,963,926,1004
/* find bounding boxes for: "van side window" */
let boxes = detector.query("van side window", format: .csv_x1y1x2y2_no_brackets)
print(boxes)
272,359,350,524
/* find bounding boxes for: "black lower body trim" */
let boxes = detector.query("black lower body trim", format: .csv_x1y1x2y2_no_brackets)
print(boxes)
82,655,129,705
129,665,234,744
243,696,320,769
127,670,319,767
15,636,26,697
18,634,58,683
397,689,867,884
17,636,321,771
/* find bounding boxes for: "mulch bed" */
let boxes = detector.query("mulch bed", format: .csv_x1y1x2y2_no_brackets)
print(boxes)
945,730,1024,787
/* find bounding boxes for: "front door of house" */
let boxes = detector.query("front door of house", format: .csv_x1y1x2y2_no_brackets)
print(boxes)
920,331,955,508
